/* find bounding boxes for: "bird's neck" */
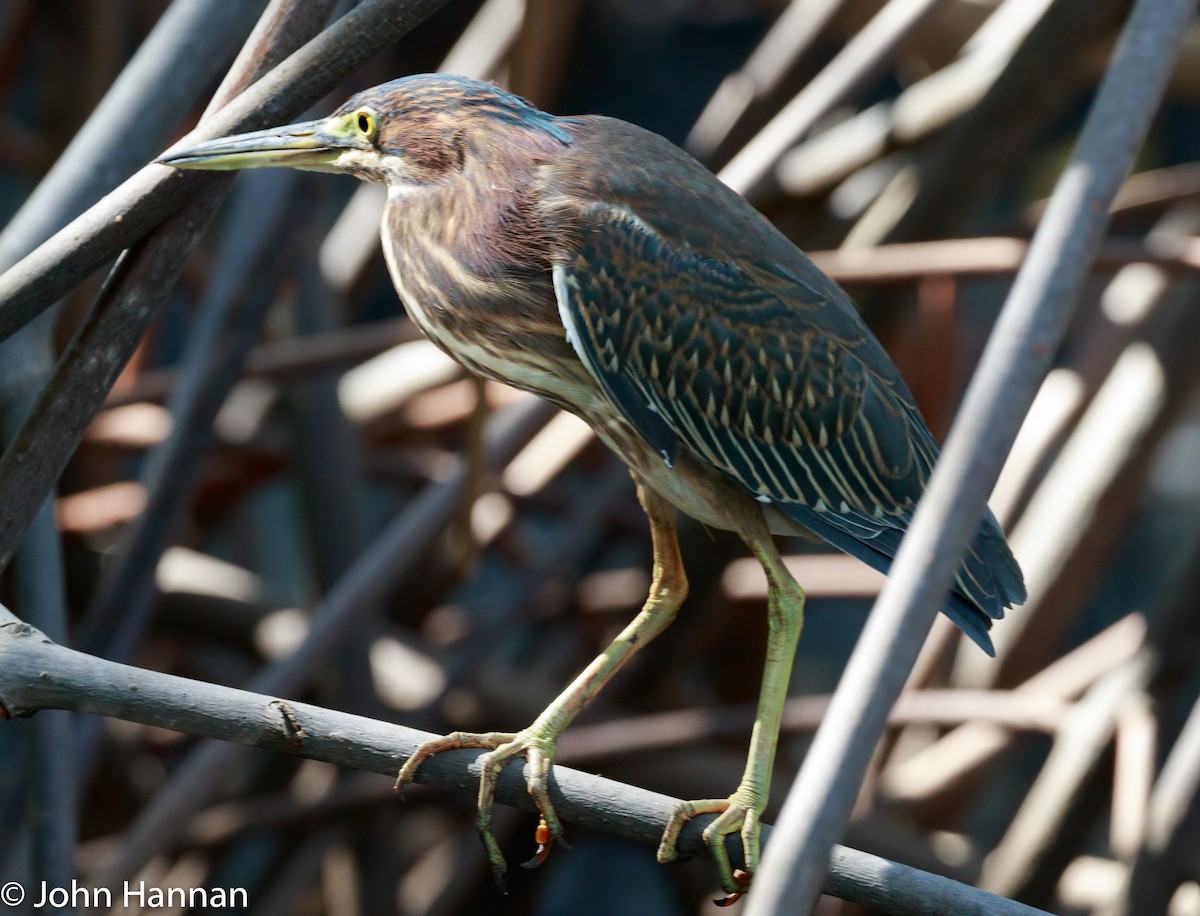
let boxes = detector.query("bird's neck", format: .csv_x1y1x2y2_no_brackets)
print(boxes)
390,158,551,295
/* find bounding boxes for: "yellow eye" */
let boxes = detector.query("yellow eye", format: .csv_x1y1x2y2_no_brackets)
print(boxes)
355,109,377,141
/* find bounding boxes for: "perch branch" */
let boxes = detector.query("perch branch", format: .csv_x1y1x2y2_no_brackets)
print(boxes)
0,606,1048,916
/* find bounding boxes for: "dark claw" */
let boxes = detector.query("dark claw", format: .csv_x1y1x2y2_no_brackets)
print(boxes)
520,842,552,870
520,817,568,869
712,869,752,907
490,864,508,895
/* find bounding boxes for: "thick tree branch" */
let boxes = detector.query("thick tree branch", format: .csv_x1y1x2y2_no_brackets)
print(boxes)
0,604,1047,916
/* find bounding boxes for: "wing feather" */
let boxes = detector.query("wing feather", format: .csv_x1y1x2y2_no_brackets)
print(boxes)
553,202,1023,649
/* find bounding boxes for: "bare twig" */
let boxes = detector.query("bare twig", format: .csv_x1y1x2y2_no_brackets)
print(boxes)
685,0,847,161
1111,693,1156,862
557,689,1064,763
0,0,264,274
2,398,74,904
0,199,226,572
868,0,1129,247
806,236,1200,282
0,28,263,861
77,170,298,664
1120,685,1200,913
718,0,943,198
102,318,419,408
978,653,1153,895
776,0,1056,196
0,0,448,574
440,0,525,81
0,0,452,344
882,614,1148,805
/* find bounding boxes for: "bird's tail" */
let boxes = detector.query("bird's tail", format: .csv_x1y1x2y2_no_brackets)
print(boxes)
784,504,1024,655
945,510,1026,655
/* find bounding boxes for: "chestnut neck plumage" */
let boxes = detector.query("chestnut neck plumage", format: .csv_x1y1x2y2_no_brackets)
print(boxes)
378,123,596,413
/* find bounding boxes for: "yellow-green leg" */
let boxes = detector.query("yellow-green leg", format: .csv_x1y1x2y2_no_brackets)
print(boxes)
657,515,805,899
396,481,687,887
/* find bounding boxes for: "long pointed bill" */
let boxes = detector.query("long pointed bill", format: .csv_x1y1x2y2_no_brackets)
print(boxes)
157,115,370,172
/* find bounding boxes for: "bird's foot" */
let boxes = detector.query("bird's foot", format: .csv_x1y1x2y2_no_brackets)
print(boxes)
657,789,762,902
395,729,568,891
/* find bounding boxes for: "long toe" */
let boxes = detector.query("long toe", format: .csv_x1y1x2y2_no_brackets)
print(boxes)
477,730,567,867
395,727,571,883
393,731,520,888
394,730,517,791
659,791,763,896
657,798,730,865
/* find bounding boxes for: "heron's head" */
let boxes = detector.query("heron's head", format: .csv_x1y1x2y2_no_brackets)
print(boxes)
159,74,572,189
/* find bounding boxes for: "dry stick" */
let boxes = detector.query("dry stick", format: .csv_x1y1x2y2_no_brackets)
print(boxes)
0,4,263,883
0,0,450,575
287,254,375,589
201,0,337,121
807,236,1200,283
0,0,264,274
179,773,397,850
1120,683,1200,914
685,0,847,161
0,197,226,546
0,405,73,902
0,0,451,345
103,318,420,408
92,398,552,890
283,234,381,724
0,609,1050,916
874,0,1128,248
979,652,1155,895
440,0,526,82
983,231,1200,688
742,1,1197,912
1088,162,1200,221
428,466,632,726
1093,536,1200,914
987,204,1200,539
0,0,324,599
77,171,298,665
719,0,941,199
1110,693,1156,863
883,614,1147,806
776,0,1055,196
987,481,1200,905
173,779,493,856
508,0,581,107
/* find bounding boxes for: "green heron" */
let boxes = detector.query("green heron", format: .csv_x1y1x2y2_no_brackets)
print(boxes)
162,74,1025,899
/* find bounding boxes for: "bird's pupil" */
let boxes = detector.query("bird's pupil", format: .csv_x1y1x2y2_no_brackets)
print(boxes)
358,114,370,133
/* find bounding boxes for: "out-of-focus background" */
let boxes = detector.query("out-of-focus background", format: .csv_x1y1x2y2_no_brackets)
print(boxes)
2,0,1200,913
